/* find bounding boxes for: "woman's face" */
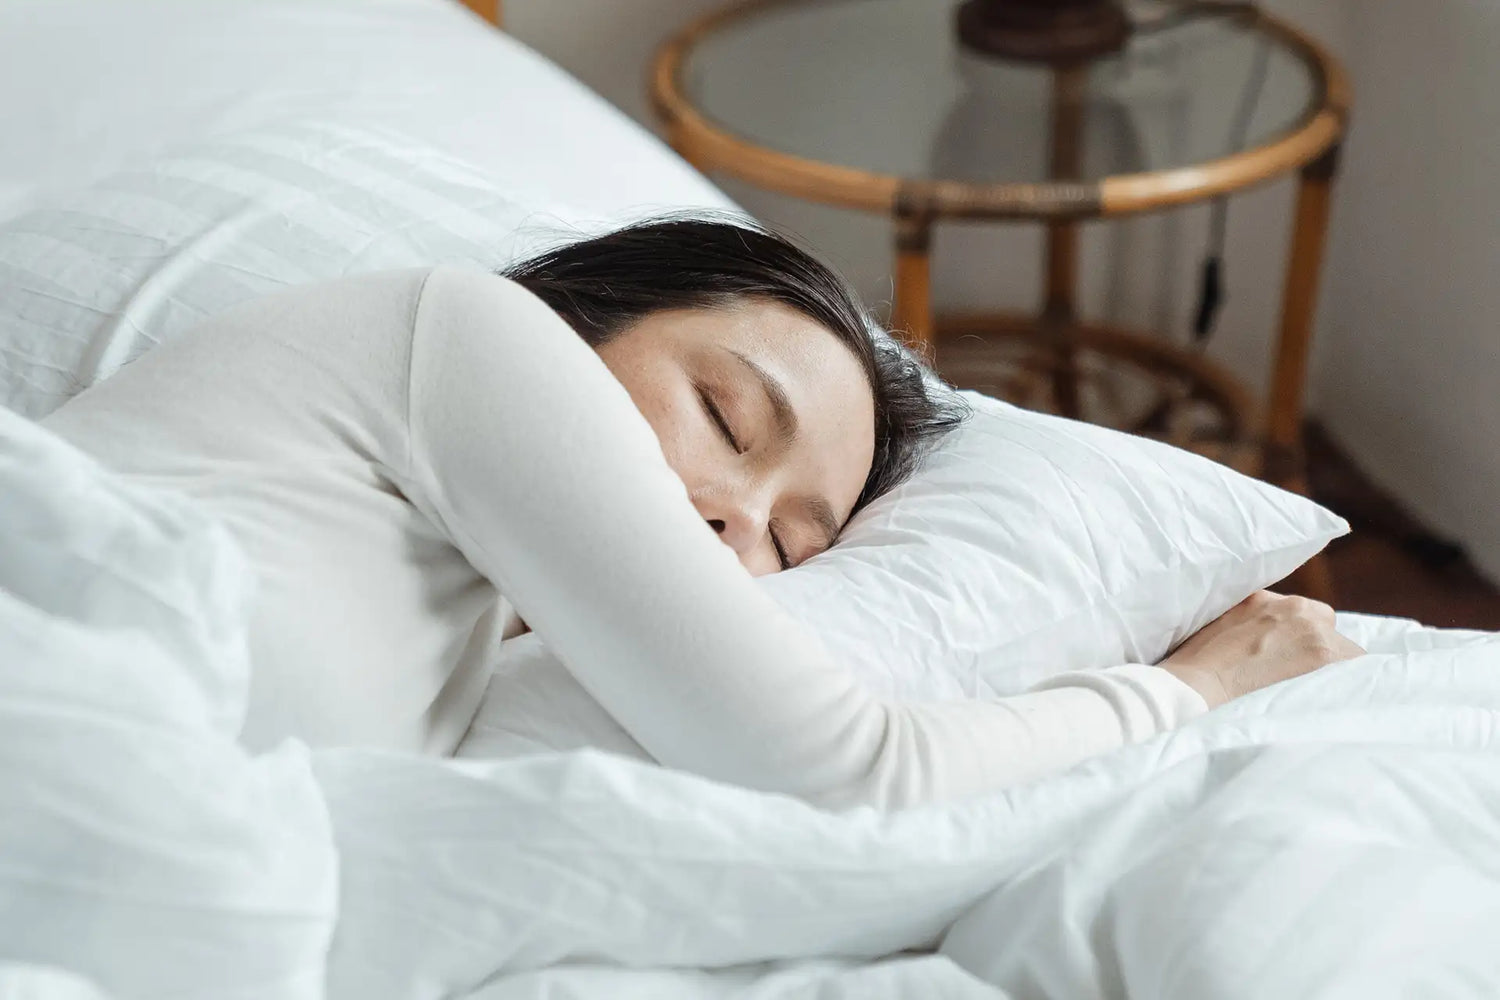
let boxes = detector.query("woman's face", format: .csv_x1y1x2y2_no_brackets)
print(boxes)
596,299,876,576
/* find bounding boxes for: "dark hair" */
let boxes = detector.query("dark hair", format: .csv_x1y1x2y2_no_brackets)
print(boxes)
501,217,967,514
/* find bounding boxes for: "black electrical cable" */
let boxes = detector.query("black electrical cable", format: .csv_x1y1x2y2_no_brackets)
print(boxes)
1192,29,1271,343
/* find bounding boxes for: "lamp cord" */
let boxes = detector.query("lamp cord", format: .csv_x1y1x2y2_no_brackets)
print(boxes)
1192,22,1271,343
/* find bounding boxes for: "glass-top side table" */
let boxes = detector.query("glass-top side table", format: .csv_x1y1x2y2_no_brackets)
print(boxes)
652,0,1351,570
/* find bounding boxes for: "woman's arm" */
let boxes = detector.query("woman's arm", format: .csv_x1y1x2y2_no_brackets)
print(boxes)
403,267,1207,809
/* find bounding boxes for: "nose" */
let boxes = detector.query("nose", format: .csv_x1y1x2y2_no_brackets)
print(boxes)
695,491,769,559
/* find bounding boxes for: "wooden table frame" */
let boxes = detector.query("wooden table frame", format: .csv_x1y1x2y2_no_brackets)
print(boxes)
653,0,1351,598
458,0,502,27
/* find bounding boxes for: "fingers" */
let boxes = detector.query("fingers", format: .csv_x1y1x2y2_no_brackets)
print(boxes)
1246,590,1335,624
1272,592,1361,664
1167,588,1365,708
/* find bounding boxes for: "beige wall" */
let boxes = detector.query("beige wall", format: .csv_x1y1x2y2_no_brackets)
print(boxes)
507,1,1499,582
1315,1,1500,582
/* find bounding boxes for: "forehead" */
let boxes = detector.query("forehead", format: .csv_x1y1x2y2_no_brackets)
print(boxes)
711,299,851,363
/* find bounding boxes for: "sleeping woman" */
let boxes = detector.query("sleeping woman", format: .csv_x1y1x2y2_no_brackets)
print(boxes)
42,218,1363,809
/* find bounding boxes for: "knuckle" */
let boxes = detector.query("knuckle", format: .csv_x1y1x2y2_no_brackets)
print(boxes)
1287,595,1334,621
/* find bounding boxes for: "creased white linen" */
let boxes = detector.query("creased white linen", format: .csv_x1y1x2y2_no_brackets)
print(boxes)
325,642,1500,1000
4,407,1500,1000
0,410,337,999
0,965,113,1000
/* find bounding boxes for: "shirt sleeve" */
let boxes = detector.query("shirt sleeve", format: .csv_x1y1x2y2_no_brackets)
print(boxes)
403,267,1207,809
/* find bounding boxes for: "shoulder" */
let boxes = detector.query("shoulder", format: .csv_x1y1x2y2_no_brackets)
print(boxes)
416,267,564,327
412,266,587,361
202,267,438,334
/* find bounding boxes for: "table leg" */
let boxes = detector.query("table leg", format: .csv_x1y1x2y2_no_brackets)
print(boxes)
1267,146,1340,459
460,0,502,27
893,207,935,353
1043,221,1082,417
1267,145,1342,603
1044,64,1087,418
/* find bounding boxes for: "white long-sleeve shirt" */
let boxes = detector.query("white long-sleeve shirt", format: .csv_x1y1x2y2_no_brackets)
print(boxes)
44,267,1206,809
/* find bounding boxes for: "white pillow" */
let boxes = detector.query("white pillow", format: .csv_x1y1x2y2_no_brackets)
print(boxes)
760,392,1346,698
0,121,625,419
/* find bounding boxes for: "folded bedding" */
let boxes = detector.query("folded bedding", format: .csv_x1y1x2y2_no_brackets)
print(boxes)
3,409,1500,1000
0,412,336,998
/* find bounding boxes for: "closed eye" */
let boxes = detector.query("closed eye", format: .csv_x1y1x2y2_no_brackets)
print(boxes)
697,385,743,454
769,524,792,571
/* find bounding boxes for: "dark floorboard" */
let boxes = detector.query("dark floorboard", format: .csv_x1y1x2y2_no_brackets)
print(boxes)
1291,423,1500,631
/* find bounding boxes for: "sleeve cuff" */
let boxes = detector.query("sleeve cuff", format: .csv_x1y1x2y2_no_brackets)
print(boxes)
1032,663,1209,743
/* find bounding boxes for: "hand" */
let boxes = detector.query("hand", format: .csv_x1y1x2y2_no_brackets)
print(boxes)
1161,591,1365,709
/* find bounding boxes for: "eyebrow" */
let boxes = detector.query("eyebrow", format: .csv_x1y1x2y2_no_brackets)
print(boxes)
728,349,797,445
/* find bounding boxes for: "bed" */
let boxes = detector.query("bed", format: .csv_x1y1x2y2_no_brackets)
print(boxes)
3,3,1500,999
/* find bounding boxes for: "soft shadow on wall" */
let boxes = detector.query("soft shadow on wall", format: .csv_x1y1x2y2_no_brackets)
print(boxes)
1313,1,1500,590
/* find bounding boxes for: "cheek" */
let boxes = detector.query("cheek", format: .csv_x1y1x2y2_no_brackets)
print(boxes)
595,337,718,494
620,378,712,488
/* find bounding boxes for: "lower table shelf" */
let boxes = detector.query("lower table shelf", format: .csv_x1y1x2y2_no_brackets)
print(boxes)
930,311,1333,599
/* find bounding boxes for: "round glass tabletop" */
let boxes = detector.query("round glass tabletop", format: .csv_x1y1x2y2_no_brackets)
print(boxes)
679,0,1320,187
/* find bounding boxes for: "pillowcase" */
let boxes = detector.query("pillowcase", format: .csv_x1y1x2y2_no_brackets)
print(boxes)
759,391,1347,699
0,121,628,419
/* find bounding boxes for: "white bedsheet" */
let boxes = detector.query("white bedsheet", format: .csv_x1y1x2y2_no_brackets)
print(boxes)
0,0,729,225
3,408,1500,1000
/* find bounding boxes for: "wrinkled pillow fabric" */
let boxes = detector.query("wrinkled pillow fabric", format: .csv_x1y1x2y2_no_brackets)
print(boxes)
0,121,627,418
760,392,1348,698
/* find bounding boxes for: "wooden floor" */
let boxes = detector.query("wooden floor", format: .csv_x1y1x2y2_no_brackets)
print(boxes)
1284,424,1500,631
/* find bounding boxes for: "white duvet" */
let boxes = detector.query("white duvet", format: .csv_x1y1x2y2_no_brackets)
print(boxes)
3,409,1499,1000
